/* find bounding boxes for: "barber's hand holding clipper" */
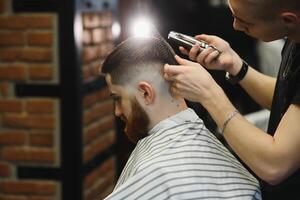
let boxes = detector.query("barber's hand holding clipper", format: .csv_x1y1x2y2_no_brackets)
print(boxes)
164,32,254,140
164,55,221,103
164,34,241,110
180,34,243,76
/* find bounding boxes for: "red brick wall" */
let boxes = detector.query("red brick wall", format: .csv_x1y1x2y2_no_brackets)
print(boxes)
0,0,59,199
81,11,114,81
81,11,117,200
0,1,117,199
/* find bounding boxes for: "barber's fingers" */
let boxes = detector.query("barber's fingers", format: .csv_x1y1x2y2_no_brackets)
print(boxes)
169,83,182,98
164,64,184,78
163,69,177,81
164,56,201,81
175,55,199,67
195,34,216,44
196,47,215,66
179,46,189,55
189,45,200,61
164,72,183,98
204,50,220,65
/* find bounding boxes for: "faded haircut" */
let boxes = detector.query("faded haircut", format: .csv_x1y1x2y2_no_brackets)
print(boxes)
101,36,178,86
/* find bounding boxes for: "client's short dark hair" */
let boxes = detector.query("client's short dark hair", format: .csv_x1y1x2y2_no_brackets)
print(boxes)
101,36,178,85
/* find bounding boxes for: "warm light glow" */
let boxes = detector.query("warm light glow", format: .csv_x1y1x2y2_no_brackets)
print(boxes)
131,17,154,37
112,21,121,39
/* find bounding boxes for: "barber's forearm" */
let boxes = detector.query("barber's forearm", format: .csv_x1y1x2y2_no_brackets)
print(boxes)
201,86,283,184
239,66,276,110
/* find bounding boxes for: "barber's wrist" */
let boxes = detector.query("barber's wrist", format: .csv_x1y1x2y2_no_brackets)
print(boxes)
226,57,243,76
201,83,225,108
201,85,238,130
226,60,249,85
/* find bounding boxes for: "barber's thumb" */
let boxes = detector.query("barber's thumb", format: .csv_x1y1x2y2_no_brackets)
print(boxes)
179,46,189,55
163,64,169,72
175,55,198,67
175,55,187,64
164,63,182,75
164,64,172,76
195,34,213,43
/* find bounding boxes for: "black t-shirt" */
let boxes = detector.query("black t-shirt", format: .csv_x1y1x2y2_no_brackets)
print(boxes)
262,40,300,199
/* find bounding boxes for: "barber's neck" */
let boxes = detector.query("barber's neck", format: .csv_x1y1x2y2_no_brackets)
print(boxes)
288,26,300,43
147,97,188,130
292,34,300,44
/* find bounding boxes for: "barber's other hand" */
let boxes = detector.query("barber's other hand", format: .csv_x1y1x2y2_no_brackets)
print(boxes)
164,55,221,103
179,34,243,76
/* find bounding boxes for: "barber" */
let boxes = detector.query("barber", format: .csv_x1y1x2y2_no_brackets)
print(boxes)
164,0,300,199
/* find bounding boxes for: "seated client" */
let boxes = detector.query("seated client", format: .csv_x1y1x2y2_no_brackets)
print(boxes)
101,36,261,200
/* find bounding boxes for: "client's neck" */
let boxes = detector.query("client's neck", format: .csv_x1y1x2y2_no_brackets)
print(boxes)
148,97,188,130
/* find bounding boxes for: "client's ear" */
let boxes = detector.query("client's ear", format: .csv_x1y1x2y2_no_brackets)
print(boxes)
137,82,155,105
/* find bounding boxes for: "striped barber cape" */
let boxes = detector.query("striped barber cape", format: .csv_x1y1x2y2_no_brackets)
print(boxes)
104,108,261,200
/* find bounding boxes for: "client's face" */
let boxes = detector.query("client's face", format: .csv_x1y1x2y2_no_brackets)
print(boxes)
106,75,150,143
124,97,150,143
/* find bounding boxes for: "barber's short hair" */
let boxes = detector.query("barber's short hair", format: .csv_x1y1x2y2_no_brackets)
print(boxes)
246,0,300,19
264,0,300,10
101,36,178,85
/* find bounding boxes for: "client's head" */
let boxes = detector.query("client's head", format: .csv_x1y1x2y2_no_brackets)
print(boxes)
101,36,186,143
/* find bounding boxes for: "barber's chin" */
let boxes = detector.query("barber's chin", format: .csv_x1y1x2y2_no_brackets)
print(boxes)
253,34,282,42
261,38,279,42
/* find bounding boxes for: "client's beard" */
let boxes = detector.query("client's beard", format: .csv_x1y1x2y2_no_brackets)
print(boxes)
122,97,150,144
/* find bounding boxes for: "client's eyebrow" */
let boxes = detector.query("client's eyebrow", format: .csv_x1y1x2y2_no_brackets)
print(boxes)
232,14,254,25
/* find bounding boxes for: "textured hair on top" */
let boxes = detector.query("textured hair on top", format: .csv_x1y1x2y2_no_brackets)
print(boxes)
101,36,178,86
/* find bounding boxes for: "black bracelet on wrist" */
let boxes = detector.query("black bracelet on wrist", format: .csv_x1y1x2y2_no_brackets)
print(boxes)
225,60,249,85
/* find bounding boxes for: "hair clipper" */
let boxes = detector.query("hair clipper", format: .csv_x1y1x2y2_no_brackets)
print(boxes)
168,31,220,53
